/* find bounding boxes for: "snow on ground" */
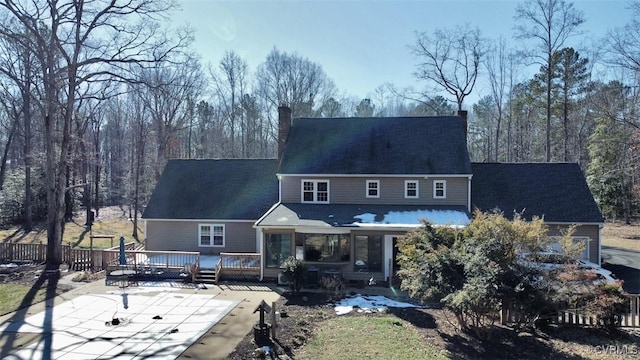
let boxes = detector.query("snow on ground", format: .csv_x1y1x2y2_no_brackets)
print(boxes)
333,294,418,315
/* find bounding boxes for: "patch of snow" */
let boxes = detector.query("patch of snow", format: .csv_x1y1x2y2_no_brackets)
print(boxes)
353,213,376,223
352,209,469,227
334,294,418,315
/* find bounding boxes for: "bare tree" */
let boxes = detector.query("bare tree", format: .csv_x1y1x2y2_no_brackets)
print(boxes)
514,0,585,162
485,37,509,161
608,1,640,74
0,0,188,270
135,55,203,179
0,27,39,230
256,48,336,118
412,24,484,112
210,51,249,157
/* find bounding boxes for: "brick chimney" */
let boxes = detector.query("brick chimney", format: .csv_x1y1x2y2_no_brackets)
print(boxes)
278,105,292,159
456,110,468,139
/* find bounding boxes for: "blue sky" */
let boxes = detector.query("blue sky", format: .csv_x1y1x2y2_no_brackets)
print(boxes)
173,0,633,106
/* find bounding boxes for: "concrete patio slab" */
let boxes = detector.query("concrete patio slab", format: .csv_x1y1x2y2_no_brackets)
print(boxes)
0,292,239,359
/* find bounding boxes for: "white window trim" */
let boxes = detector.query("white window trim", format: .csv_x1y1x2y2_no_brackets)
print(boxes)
366,180,380,198
547,236,589,260
433,180,447,199
404,180,419,199
198,223,225,247
301,179,330,203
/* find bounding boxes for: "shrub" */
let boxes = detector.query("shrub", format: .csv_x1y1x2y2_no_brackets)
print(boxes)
280,256,305,294
396,211,602,335
584,284,627,331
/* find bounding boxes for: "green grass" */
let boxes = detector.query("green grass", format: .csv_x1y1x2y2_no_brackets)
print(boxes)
0,284,47,316
296,315,448,360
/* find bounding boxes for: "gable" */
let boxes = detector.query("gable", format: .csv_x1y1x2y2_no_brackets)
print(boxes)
278,117,471,175
142,159,279,220
471,163,604,223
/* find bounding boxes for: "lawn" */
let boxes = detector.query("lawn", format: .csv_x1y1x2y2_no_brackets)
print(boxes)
0,284,47,316
602,221,640,251
296,315,447,360
0,206,143,249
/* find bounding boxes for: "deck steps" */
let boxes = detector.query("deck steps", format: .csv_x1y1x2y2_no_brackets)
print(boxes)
195,269,217,284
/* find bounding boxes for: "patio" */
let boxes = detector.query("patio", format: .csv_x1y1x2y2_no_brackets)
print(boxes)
0,291,239,359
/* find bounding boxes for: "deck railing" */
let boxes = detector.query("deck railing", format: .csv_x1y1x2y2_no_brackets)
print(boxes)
103,248,200,273
216,252,261,281
1,244,262,284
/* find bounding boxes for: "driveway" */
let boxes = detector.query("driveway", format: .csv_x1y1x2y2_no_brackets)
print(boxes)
601,246,640,294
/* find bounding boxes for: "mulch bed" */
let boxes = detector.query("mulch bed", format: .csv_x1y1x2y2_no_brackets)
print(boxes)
226,289,640,360
227,291,335,360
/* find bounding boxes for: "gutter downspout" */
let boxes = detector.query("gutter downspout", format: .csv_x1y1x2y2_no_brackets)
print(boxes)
467,175,472,213
598,223,603,265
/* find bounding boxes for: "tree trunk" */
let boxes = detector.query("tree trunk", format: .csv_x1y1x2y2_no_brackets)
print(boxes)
495,111,502,162
0,117,17,191
22,54,33,231
23,91,33,232
546,53,552,162
563,86,569,162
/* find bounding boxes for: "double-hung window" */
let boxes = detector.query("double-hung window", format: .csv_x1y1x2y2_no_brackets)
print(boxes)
404,180,419,199
302,180,329,203
366,180,380,198
433,180,446,199
199,224,225,247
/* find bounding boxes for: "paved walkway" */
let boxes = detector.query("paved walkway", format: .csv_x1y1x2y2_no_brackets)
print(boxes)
0,274,281,359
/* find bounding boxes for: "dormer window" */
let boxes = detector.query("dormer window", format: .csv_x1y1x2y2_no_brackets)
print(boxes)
366,180,380,198
434,180,446,199
404,180,419,199
302,180,329,203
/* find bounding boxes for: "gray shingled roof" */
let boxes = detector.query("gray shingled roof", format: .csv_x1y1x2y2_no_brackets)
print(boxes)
142,159,279,220
255,203,470,228
471,163,604,223
278,117,471,175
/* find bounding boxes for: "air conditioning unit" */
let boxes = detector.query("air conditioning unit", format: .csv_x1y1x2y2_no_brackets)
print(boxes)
277,272,289,285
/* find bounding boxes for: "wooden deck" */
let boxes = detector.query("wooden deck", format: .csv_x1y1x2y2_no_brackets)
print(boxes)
0,243,261,284
104,246,201,281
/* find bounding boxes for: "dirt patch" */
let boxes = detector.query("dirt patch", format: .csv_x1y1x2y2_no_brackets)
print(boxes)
227,291,640,360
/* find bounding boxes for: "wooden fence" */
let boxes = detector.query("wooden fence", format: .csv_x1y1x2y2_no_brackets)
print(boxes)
502,294,640,328
0,242,138,272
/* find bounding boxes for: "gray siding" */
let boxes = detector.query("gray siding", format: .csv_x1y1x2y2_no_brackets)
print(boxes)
546,224,601,264
280,176,468,206
145,220,257,254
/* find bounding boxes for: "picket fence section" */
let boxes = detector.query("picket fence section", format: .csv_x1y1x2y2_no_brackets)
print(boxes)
501,294,640,328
